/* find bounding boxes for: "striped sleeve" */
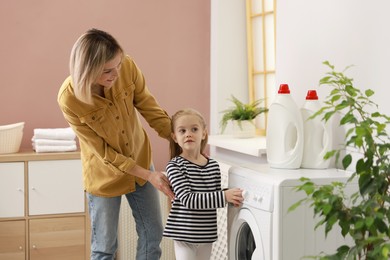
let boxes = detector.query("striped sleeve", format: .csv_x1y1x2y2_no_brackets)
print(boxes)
166,159,225,210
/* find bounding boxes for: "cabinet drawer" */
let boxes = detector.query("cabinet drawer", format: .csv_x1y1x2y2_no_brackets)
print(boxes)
0,162,25,218
0,220,25,260
28,160,84,215
29,216,85,260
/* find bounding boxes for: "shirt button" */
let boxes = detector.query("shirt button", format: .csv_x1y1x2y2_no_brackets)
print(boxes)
122,130,125,134
126,143,129,146
109,103,113,106
92,116,95,120
116,116,119,120
125,92,128,96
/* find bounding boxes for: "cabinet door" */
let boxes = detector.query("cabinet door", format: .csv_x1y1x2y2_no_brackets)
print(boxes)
0,162,24,218
0,220,25,260
29,216,85,260
28,159,84,215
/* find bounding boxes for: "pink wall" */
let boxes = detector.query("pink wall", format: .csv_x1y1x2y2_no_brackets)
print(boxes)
0,1,210,171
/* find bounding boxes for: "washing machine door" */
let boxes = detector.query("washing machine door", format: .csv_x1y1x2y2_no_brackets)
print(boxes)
229,208,264,260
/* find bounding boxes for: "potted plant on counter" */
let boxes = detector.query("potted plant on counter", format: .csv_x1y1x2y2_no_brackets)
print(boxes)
220,95,268,138
289,61,390,259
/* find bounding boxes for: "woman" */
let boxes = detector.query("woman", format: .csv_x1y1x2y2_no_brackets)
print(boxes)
57,28,175,260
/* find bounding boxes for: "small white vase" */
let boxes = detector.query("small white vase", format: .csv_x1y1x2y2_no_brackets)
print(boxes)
232,120,256,138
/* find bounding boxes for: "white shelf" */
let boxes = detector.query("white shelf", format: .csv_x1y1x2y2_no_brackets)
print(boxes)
208,135,267,157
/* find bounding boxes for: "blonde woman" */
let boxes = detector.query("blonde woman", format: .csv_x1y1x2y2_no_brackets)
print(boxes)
163,108,243,260
58,28,174,260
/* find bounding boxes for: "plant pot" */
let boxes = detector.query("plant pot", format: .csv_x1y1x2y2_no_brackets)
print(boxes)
232,120,256,138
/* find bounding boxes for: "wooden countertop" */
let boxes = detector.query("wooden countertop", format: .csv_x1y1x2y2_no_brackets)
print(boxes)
0,149,81,162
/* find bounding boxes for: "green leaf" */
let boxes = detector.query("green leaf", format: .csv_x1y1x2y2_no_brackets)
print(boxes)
321,110,332,120
355,219,365,229
342,154,352,169
371,112,381,117
365,89,375,97
382,247,389,258
345,85,357,97
288,199,306,212
359,172,373,195
323,204,333,215
335,100,350,111
300,182,315,195
331,95,341,103
322,60,334,68
324,150,336,159
320,76,332,85
340,113,356,125
365,217,375,227
340,221,350,237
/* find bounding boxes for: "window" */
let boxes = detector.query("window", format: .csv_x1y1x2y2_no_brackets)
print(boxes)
246,0,276,135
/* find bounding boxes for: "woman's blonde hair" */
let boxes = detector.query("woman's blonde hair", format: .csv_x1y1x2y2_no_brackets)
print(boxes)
69,28,124,104
169,108,208,159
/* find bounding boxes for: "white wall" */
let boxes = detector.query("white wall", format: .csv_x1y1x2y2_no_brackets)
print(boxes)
276,0,390,116
211,0,390,141
210,0,248,135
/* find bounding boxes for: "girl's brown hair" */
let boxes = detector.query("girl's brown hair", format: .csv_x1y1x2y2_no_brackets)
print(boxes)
169,108,208,159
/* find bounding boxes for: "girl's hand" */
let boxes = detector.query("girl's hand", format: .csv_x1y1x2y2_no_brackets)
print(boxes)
224,188,243,207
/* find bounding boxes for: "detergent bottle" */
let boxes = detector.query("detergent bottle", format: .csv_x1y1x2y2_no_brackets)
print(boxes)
266,84,303,169
301,90,332,169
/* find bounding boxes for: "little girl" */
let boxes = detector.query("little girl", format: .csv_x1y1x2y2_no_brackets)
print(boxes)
163,108,243,260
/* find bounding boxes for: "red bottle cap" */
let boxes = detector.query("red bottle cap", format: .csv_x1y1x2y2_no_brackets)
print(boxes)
306,90,319,100
278,84,290,94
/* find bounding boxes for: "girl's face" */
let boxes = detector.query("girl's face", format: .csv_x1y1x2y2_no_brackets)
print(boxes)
172,114,206,154
95,52,122,89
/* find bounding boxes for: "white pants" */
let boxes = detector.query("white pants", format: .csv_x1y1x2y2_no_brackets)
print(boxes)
173,241,213,260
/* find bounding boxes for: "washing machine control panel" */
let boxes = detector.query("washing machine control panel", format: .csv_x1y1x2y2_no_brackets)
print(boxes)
230,173,274,212
242,184,273,212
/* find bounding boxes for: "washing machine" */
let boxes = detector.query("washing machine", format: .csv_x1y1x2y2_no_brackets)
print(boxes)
228,164,357,260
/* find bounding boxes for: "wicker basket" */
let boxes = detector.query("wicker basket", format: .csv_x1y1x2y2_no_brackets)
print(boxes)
0,122,25,154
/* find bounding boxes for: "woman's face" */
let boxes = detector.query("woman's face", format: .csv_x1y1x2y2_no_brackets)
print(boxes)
95,52,122,89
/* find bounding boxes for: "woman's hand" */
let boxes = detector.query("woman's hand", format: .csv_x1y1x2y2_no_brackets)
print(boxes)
148,171,175,200
126,165,175,200
224,188,243,207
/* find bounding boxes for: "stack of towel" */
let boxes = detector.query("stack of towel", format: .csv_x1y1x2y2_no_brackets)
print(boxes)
32,127,78,153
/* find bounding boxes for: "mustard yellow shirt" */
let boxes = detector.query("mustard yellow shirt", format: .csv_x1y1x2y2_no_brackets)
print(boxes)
57,55,171,197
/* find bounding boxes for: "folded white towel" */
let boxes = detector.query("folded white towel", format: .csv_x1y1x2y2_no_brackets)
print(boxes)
33,127,76,140
34,144,78,153
32,138,77,147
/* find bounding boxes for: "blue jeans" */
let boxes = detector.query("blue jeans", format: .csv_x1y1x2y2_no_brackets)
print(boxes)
87,181,163,260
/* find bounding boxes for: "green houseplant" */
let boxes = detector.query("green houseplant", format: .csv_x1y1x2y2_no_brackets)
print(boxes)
220,95,268,137
289,61,390,259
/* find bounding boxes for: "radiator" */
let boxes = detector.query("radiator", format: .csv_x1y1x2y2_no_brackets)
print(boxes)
117,192,175,260
210,164,229,260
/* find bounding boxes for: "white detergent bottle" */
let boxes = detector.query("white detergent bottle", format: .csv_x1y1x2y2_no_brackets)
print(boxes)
301,90,332,169
266,84,304,169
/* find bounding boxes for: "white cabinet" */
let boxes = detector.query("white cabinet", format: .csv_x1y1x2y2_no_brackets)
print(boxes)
28,160,84,215
0,151,88,260
0,162,25,218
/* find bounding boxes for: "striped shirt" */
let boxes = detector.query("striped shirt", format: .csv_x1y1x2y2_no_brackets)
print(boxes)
163,156,226,243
